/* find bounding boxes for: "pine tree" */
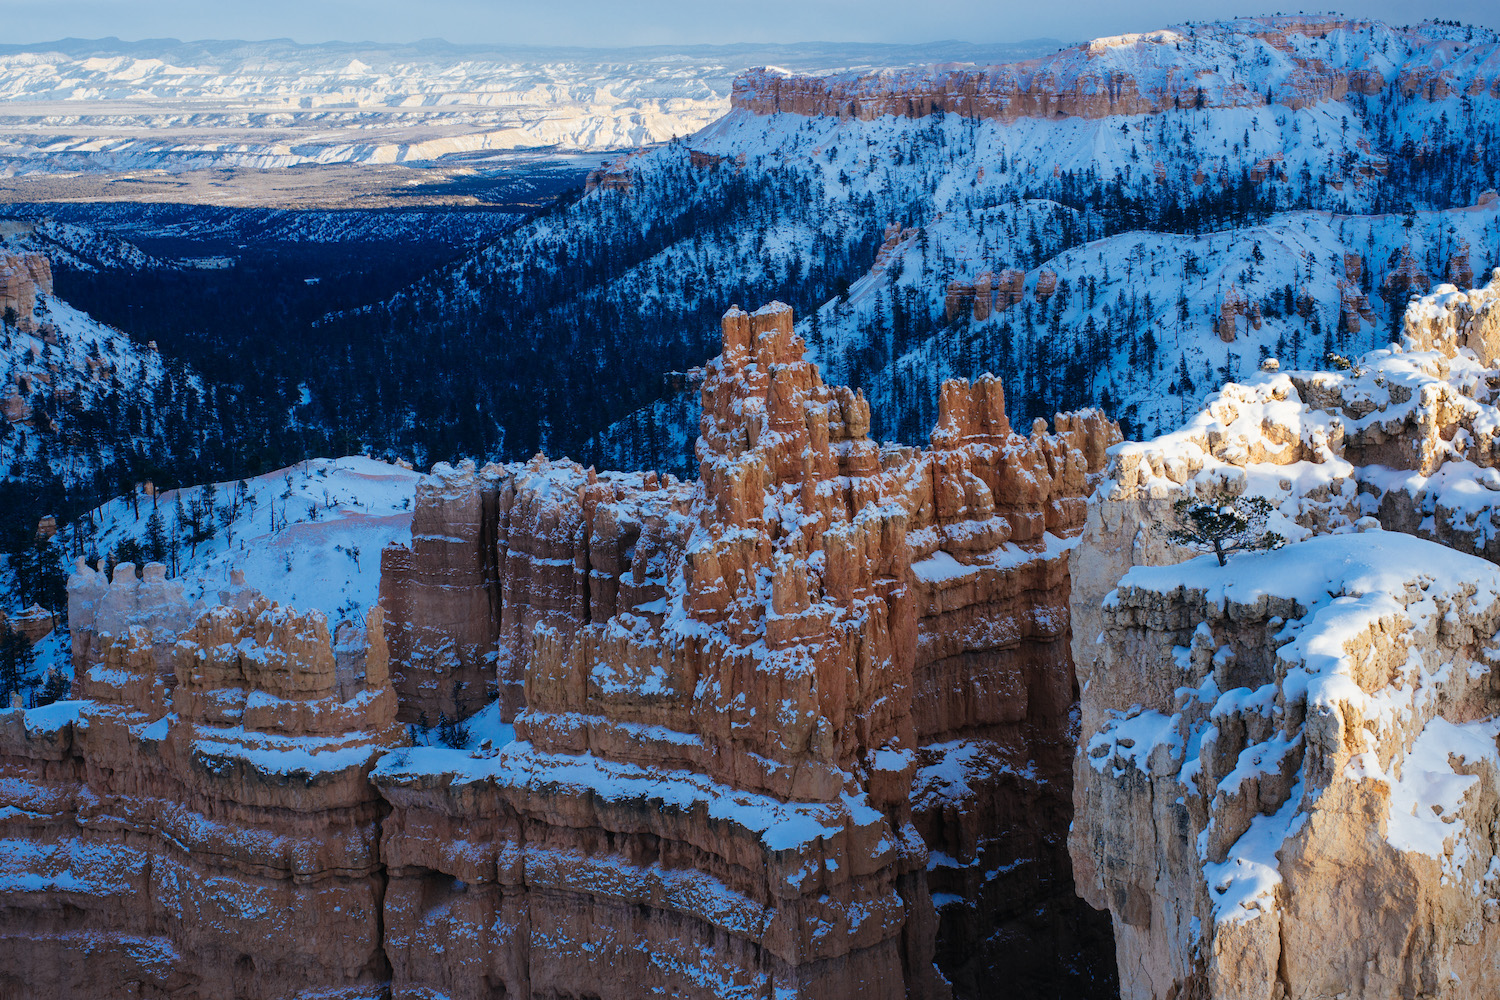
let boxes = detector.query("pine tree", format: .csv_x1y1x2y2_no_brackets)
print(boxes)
1167,493,1285,567
0,628,36,707
146,506,168,565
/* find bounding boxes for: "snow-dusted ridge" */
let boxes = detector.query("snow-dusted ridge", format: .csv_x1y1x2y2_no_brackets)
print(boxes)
1068,271,1500,999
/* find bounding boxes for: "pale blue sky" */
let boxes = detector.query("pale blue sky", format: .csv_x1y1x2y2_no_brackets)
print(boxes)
0,0,1493,47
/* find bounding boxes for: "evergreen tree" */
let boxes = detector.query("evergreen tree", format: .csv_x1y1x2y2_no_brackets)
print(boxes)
0,628,36,707
146,506,168,565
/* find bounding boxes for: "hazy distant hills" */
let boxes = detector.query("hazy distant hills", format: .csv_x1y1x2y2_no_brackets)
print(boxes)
0,36,1063,173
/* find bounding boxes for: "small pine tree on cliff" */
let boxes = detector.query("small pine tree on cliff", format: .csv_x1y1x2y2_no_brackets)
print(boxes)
1168,493,1285,567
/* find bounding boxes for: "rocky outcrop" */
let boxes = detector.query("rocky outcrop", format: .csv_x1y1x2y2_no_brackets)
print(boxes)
943,268,1040,322
380,463,506,723
0,562,403,1000
1216,286,1263,342
907,387,1120,994
0,250,52,333
1074,532,1500,1000
374,302,1121,999
1404,268,1500,363
1,603,54,645
1382,243,1431,303
1068,268,1500,999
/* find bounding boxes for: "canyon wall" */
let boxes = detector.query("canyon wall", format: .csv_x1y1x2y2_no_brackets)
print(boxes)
0,301,1120,999
380,464,506,723
732,17,1500,124
11,277,1500,997
1068,270,1500,998
375,302,1121,998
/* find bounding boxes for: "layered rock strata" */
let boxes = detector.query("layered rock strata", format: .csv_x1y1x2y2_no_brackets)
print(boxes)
374,302,1121,998
2,301,1120,999
734,17,1499,124
0,562,403,1000
1069,269,1500,998
380,464,506,723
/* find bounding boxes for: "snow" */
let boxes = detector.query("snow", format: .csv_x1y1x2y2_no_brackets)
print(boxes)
1204,780,1309,923
1088,708,1181,775
0,38,1056,170
1115,530,1500,621
913,738,1039,811
11,698,84,734
375,739,883,855
24,628,73,683
77,455,421,625
574,15,1500,464
911,532,1079,585
909,549,969,584
1385,716,1500,865
1101,523,1500,923
527,845,770,938
191,726,388,778
0,837,146,896
407,698,516,752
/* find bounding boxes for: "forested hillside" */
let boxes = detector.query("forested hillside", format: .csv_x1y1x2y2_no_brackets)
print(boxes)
353,16,1500,473
8,15,1500,566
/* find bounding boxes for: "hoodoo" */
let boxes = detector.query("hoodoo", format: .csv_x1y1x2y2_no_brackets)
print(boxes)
374,302,1121,997
1,303,1121,999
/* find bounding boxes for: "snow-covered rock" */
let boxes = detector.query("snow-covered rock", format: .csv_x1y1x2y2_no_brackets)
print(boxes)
77,455,422,625
1069,267,1500,1000
368,302,1122,998
0,556,407,999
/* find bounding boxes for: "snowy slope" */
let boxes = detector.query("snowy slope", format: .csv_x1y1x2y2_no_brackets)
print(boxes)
814,200,1500,439
75,456,421,625
2,455,419,705
0,217,162,271
0,294,177,486
526,15,1500,464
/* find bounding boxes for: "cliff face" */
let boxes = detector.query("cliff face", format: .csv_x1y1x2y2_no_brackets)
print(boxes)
1068,269,1500,999
0,563,404,1000
0,250,52,333
380,465,506,723
373,302,1120,998
1075,534,1500,1000
732,17,1499,124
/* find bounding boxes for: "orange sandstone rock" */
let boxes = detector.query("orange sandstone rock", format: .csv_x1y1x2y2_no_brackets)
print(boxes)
0,561,404,1000
374,301,1121,999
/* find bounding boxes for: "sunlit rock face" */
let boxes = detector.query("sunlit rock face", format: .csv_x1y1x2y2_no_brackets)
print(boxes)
1069,269,1500,1000
0,250,51,333
375,302,1121,999
0,562,404,1000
